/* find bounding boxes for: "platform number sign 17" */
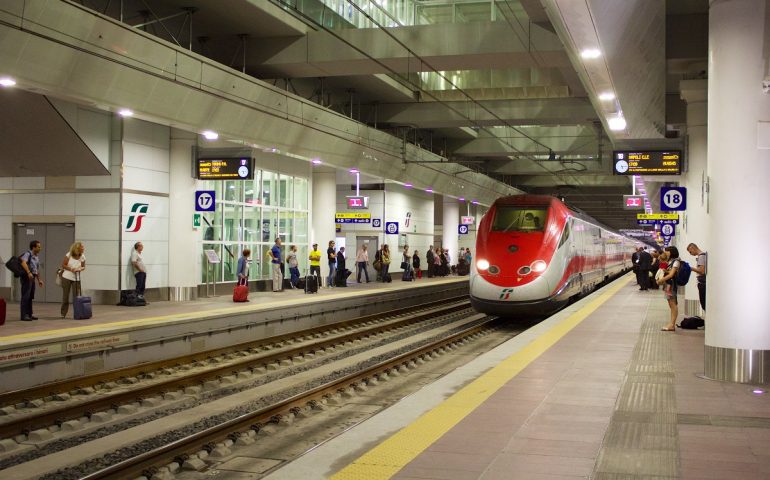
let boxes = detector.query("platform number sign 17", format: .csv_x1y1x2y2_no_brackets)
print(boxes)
660,186,686,211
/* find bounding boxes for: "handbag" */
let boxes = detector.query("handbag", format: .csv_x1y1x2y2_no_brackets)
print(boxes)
373,260,382,271
400,261,408,270
55,268,64,286
5,254,24,277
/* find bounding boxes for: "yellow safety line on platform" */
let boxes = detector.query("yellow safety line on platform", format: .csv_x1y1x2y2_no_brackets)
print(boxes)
331,276,630,480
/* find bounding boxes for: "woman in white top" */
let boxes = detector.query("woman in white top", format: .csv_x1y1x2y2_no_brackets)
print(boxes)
60,242,86,318
356,245,370,283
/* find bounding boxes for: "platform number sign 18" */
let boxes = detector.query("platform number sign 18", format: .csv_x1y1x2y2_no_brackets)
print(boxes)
660,186,686,211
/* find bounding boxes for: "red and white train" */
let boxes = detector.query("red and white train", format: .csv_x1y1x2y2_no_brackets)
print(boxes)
470,194,639,316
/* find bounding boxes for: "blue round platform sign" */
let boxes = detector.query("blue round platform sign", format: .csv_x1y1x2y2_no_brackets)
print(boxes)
385,222,399,234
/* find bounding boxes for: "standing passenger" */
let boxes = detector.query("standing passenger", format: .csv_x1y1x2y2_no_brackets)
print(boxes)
237,248,251,286
287,245,300,289
657,246,681,331
309,243,321,278
356,244,370,283
636,247,652,291
60,242,85,318
687,243,707,312
412,250,421,279
19,240,44,321
381,244,391,282
131,242,147,298
336,247,347,287
269,237,283,292
326,240,336,288
426,246,435,278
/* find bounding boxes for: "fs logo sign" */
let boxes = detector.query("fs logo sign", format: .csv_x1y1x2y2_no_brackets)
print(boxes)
499,288,514,300
125,203,149,232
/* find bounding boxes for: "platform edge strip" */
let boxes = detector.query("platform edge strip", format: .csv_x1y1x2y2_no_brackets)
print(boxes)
330,277,630,480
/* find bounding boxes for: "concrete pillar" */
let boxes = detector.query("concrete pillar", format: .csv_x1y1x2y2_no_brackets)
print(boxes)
442,195,459,266
679,79,709,317
705,0,770,384
167,129,199,300
312,168,337,279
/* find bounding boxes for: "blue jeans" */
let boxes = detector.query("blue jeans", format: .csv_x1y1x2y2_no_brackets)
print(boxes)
290,266,300,287
357,262,369,282
327,264,336,287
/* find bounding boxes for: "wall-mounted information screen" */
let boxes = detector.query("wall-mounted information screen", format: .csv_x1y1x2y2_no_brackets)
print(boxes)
612,151,681,175
197,157,254,180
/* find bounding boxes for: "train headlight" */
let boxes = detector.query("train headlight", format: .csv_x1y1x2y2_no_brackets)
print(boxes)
531,260,547,273
476,259,490,271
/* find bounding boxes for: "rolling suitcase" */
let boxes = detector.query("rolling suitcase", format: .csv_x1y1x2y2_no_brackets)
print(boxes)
73,274,92,320
233,284,249,302
0,297,5,325
304,274,318,294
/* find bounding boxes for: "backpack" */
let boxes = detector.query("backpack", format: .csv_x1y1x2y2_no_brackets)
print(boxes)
680,316,705,329
675,260,692,286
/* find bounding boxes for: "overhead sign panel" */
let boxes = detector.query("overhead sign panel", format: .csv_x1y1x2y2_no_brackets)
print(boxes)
197,157,254,180
346,196,369,209
612,150,682,175
623,195,644,210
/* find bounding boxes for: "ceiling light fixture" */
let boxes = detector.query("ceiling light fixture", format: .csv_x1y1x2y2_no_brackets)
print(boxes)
0,77,17,87
580,48,601,59
404,183,413,188
311,159,322,165
202,130,219,140
598,91,615,101
425,188,433,193
118,108,134,117
608,115,627,131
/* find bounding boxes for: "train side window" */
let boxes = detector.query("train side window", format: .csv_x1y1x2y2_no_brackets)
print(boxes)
558,220,572,248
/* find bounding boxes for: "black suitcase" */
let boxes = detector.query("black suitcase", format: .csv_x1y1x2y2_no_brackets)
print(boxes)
402,268,413,281
304,275,318,294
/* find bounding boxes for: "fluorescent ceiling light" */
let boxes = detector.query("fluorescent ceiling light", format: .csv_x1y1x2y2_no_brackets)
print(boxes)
404,183,413,188
608,116,627,131
598,91,615,101
202,130,219,140
311,159,322,165
349,168,359,174
118,108,134,117
0,77,16,87
580,49,601,59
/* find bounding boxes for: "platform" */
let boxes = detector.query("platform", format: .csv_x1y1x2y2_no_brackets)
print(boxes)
0,276,468,392
268,273,770,479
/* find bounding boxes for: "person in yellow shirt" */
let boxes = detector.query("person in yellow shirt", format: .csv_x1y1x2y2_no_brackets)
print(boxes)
308,243,322,278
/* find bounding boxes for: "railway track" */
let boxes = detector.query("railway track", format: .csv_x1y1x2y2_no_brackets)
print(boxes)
0,298,519,479
0,297,469,441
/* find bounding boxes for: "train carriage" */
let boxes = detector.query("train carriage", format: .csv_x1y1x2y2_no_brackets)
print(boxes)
470,195,638,316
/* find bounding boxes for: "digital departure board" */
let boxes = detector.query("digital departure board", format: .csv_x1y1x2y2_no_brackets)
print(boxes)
197,157,254,180
346,196,369,209
612,150,682,175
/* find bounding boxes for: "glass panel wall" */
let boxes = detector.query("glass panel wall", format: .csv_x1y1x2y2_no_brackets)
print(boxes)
200,167,310,283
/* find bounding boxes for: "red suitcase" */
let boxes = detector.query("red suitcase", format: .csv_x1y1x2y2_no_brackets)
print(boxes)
233,285,249,302
0,298,6,325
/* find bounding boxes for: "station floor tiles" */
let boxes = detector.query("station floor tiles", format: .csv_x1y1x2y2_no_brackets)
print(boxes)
0,275,464,342
268,275,770,480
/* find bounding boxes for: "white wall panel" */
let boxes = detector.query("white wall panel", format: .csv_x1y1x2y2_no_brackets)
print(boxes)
0,217,11,240
123,119,170,150
0,178,12,189
43,193,76,216
76,108,111,169
75,192,119,216
0,237,11,288
13,194,45,215
80,240,119,266
12,177,45,189
77,215,119,241
81,264,118,290
123,142,170,172
0,194,11,215
123,167,169,193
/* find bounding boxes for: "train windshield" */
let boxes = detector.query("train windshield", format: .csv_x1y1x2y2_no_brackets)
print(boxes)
491,206,548,232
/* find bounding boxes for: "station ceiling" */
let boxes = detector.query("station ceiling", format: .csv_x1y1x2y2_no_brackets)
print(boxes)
10,0,707,231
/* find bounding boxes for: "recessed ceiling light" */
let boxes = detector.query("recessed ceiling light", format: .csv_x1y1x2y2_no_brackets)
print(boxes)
580,49,601,59
0,77,17,87
598,91,615,101
404,183,413,188
311,159,322,165
349,168,359,174
608,116,627,131
425,188,433,193
118,108,134,117
202,130,219,140
459,197,465,201
472,200,479,205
